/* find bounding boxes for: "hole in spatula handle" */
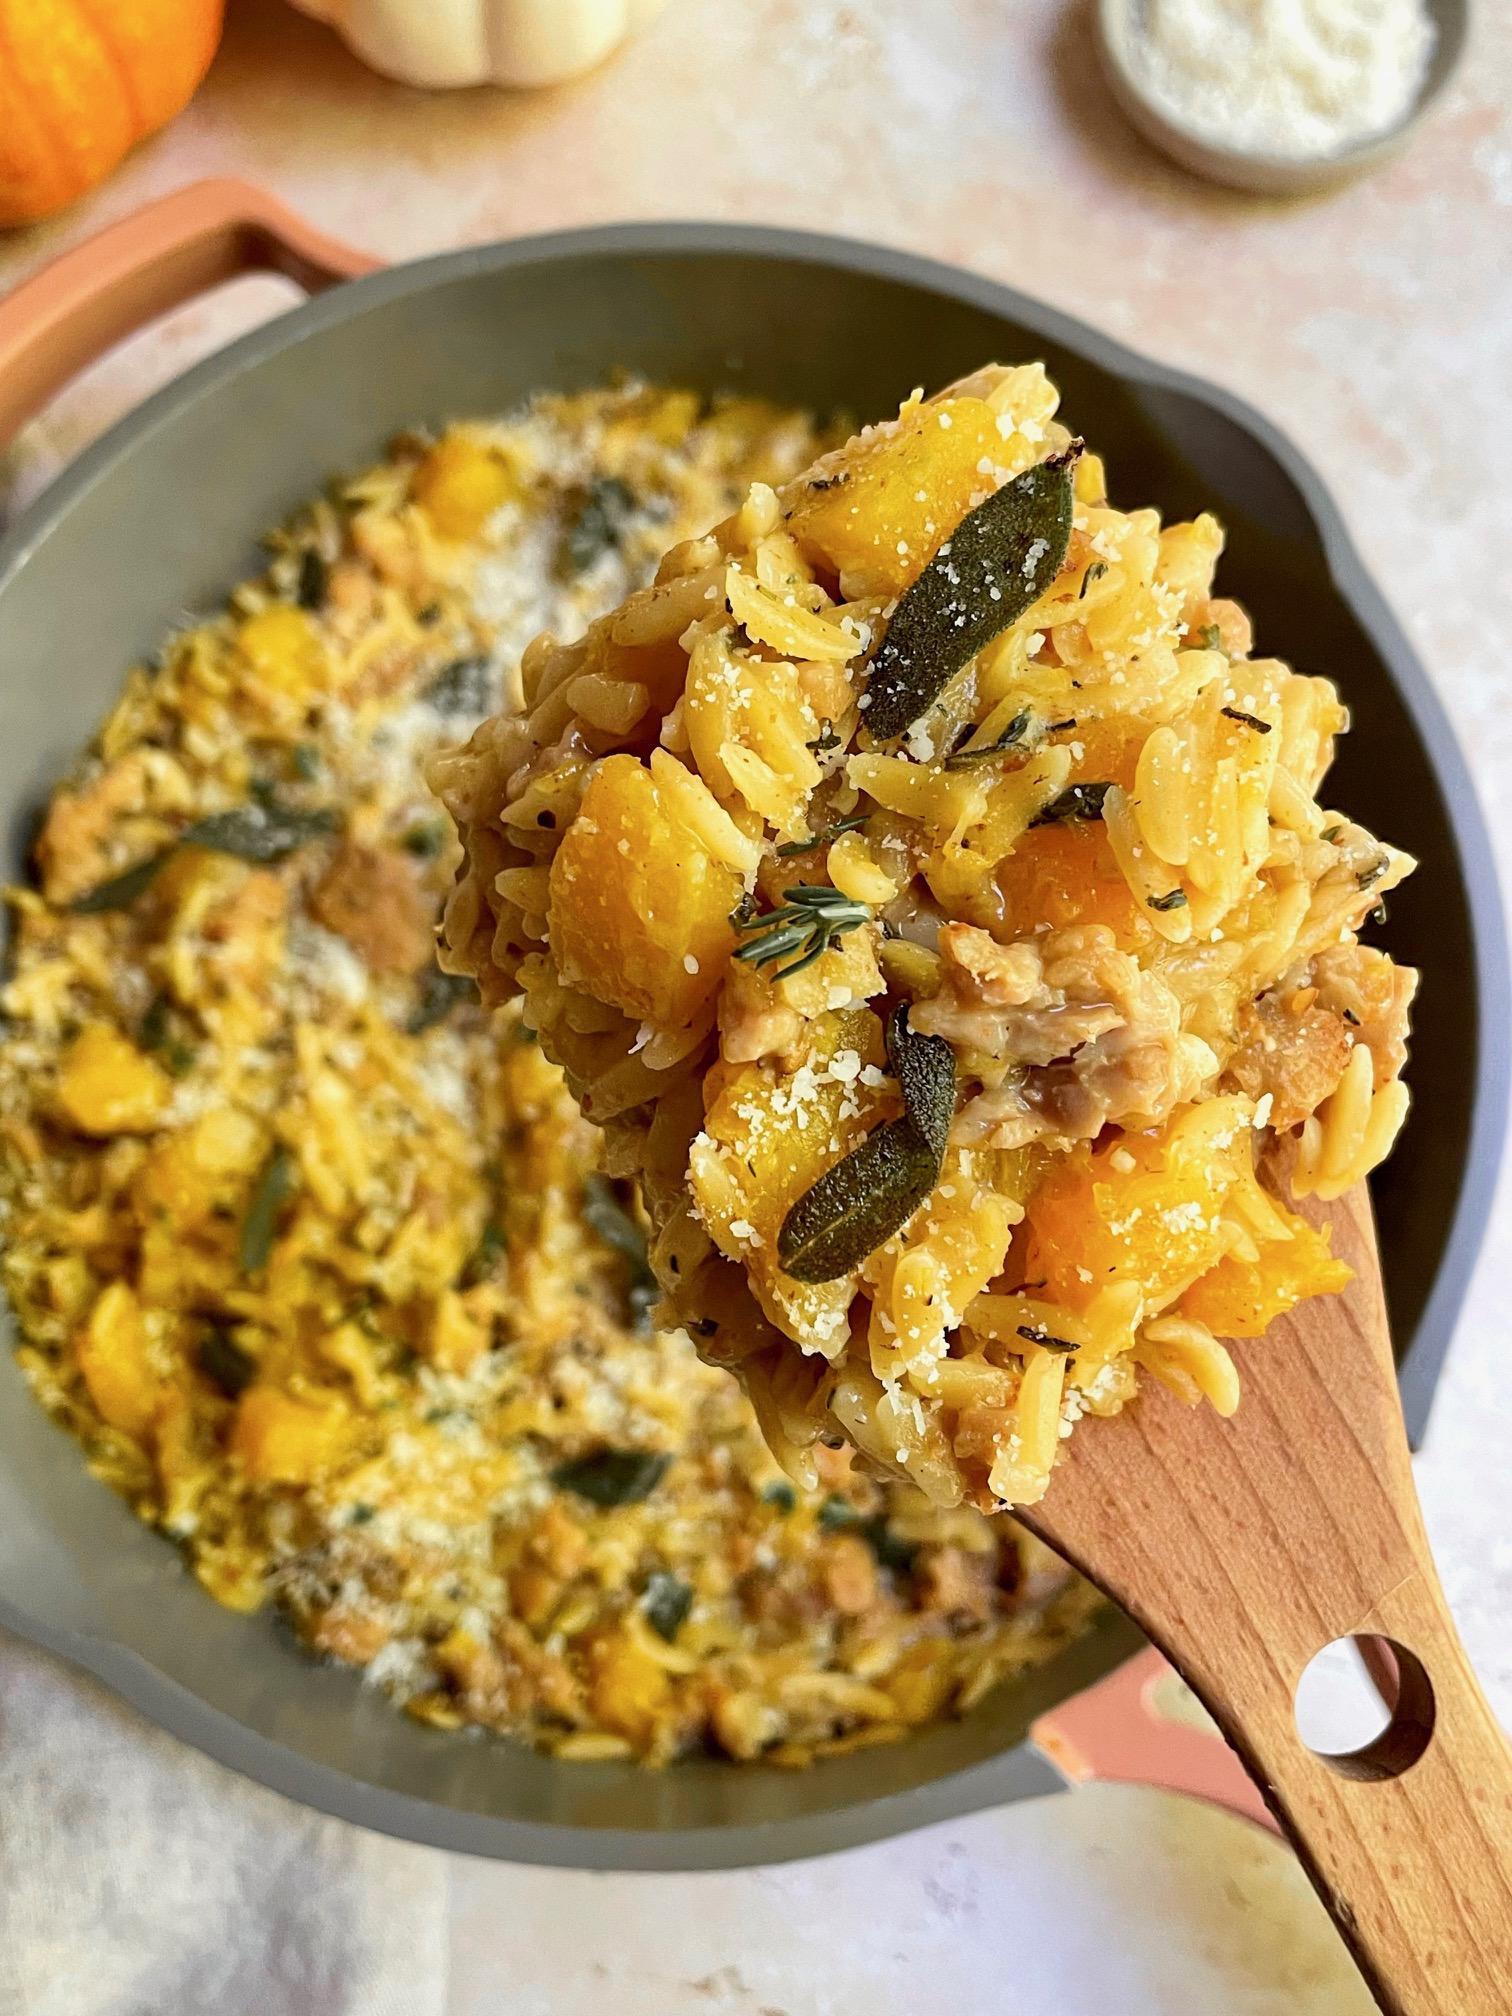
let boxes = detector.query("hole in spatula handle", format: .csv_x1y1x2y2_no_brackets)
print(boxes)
1294,1634,1436,1781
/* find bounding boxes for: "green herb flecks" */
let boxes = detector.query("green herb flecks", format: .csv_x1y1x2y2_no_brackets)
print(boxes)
181,801,339,863
943,707,1033,771
762,1479,797,1514
424,655,494,716
1147,889,1189,912
1030,781,1111,826
582,1174,658,1330
815,1495,916,1573
197,1326,258,1397
552,1446,671,1507
560,476,637,575
642,1570,694,1642
778,1005,955,1284
1016,1323,1079,1353
1356,856,1391,891
461,1218,505,1288
1079,560,1108,598
69,854,170,914
864,447,1079,741
408,964,477,1035
1221,706,1271,735
777,816,869,857
402,819,449,859
1199,623,1225,653
140,995,196,1076
240,1142,296,1278
292,742,321,781
296,548,327,611
807,722,843,756
732,885,873,983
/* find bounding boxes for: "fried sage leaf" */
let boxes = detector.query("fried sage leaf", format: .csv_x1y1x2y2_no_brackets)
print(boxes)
296,548,327,611
778,1005,957,1283
240,1142,296,1277
864,448,1078,741
69,853,171,914
408,963,477,1034
885,1003,955,1161
181,801,339,863
582,1174,658,1329
552,1446,671,1507
197,1326,259,1397
942,707,1032,770
778,1117,939,1284
424,654,494,716
642,1570,694,1642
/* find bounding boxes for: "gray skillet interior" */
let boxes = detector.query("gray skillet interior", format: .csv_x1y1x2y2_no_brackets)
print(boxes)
0,224,1503,1869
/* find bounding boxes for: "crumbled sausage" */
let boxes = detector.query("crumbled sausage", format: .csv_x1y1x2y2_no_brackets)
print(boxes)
311,841,434,974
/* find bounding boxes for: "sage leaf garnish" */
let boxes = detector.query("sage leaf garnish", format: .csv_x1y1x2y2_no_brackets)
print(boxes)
197,1326,258,1397
408,964,477,1034
762,1479,797,1513
582,1174,658,1329
816,1494,917,1571
423,655,494,716
885,1003,954,1160
864,447,1078,742
69,852,170,914
240,1142,296,1278
942,707,1032,771
778,1005,956,1283
1030,781,1111,827
67,797,337,912
182,801,339,862
642,1570,694,1642
560,475,637,575
552,1446,671,1507
296,548,327,611
777,816,869,857
1356,857,1391,892
1079,560,1107,598
733,885,873,983
1147,889,1189,912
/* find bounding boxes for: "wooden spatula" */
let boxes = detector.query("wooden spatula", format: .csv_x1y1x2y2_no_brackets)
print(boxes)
1018,1181,1512,2016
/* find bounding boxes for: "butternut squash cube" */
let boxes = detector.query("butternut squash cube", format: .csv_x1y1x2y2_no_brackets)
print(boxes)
786,396,1012,597
77,1282,159,1445
57,1024,171,1136
231,1385,347,1484
1181,1219,1351,1339
548,754,740,1028
412,435,515,542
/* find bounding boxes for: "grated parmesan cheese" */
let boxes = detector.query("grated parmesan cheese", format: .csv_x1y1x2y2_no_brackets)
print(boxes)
1127,0,1435,162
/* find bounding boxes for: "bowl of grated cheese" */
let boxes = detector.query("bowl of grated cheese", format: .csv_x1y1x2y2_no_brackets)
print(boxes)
1096,0,1467,196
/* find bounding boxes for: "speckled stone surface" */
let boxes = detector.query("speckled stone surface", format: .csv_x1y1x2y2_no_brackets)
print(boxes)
1,3,1509,2010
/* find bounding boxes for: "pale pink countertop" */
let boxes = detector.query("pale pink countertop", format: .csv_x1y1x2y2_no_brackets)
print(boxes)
1,4,1510,2012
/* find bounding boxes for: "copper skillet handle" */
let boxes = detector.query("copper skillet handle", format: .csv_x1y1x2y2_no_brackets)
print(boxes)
0,178,379,457
1032,1644,1280,1833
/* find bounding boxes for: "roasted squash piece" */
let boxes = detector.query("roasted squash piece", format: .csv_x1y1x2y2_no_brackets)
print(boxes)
548,754,741,1028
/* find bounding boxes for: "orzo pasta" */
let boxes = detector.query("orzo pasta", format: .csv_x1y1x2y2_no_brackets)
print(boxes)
433,363,1415,1513
0,383,1099,1764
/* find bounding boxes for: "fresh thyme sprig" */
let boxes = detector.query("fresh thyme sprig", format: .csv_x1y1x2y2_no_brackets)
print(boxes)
732,885,874,982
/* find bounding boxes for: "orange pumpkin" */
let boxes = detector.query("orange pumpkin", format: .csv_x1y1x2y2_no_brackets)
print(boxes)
0,0,225,228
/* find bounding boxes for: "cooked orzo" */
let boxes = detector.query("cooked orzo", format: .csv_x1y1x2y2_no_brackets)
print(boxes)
0,382,1100,1765
433,363,1416,1514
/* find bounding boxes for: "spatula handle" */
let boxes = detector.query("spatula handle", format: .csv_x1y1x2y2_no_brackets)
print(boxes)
1025,1185,1512,2016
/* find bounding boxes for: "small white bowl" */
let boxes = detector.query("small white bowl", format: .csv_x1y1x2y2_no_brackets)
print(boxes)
1095,0,1468,197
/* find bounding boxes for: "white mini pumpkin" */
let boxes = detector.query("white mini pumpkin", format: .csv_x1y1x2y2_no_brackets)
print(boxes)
290,0,668,89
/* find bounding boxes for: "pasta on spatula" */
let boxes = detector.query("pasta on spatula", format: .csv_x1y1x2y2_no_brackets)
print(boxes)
431,364,1415,1509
